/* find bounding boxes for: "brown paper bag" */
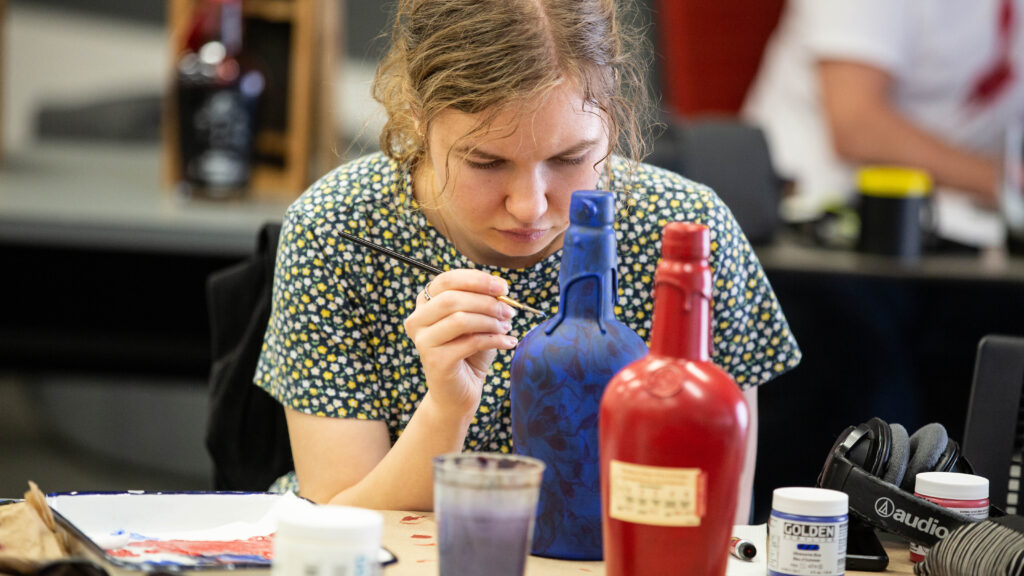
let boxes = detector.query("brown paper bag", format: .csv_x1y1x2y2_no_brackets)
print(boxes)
0,482,69,575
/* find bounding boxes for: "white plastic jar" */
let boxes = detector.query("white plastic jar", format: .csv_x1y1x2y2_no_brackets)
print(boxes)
909,472,989,562
768,487,849,576
272,504,383,576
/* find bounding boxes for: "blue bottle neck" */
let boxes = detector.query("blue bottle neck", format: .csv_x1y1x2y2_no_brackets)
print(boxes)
555,227,617,322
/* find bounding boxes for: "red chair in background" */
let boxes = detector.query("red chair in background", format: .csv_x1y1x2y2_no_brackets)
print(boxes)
656,0,785,117
647,0,788,244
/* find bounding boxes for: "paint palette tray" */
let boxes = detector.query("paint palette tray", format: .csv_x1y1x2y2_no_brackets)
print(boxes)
47,491,396,573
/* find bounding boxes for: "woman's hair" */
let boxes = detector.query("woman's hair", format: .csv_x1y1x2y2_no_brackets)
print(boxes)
372,0,655,173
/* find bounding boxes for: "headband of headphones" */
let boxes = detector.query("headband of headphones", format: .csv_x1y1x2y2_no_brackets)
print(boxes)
817,419,1002,547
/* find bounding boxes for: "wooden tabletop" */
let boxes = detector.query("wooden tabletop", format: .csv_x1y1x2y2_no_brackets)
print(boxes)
379,511,916,575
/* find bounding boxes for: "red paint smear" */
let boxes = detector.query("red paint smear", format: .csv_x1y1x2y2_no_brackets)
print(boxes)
108,549,139,558
400,515,425,524
110,536,274,560
579,569,593,573
410,534,432,539
416,559,435,563
414,542,436,547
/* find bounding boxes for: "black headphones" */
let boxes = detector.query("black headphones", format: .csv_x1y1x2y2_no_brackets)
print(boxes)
817,417,998,547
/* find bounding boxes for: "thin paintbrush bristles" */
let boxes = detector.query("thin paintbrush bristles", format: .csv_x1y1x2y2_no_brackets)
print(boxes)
497,296,545,317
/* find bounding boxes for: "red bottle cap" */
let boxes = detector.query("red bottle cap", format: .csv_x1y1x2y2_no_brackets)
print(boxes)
662,222,710,261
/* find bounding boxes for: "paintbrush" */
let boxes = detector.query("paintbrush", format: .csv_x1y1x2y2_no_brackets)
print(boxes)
337,230,546,317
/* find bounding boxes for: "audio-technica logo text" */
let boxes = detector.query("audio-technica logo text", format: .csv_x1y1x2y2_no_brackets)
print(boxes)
873,497,949,539
875,497,896,517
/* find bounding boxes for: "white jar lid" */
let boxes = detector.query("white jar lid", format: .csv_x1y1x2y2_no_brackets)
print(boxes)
914,472,989,501
772,487,849,517
275,504,383,545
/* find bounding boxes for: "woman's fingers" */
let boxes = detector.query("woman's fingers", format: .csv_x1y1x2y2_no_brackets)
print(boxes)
414,289,516,324
430,332,519,366
418,270,509,304
407,270,516,343
413,309,517,351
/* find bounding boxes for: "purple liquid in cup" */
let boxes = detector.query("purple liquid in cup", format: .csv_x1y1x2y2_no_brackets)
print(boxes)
438,511,533,575
434,453,545,576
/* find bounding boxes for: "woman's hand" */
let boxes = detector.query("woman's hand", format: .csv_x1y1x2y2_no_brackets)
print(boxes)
403,269,518,419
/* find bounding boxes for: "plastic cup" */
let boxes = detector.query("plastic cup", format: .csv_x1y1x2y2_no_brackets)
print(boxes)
272,504,383,576
433,453,545,576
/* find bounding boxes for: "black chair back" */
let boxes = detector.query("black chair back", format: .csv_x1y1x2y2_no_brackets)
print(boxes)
205,222,293,491
962,334,1024,511
648,116,782,245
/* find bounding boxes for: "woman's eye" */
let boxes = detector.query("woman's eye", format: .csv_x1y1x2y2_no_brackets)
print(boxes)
464,155,587,169
556,155,587,166
466,158,503,170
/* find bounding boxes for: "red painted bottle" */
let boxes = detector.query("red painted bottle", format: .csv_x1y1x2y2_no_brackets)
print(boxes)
599,222,750,576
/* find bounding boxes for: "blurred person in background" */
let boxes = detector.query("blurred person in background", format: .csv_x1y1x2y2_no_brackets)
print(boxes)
744,0,1024,246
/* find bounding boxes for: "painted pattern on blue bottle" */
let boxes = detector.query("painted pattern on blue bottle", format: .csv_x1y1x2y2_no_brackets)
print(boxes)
510,190,648,560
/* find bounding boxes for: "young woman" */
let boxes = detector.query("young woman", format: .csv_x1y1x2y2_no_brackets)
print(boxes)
255,0,802,523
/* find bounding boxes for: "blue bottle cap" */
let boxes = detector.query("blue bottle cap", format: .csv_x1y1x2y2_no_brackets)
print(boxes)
569,190,615,227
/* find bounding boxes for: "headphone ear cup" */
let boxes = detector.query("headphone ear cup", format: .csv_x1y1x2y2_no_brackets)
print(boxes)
934,438,961,473
844,423,876,470
899,423,949,492
819,424,861,487
882,423,910,487
865,417,892,477
951,447,975,475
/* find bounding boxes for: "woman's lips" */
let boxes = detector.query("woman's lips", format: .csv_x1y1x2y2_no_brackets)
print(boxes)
497,228,548,242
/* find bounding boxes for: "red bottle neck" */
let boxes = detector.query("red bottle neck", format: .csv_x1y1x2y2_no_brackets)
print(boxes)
648,259,712,361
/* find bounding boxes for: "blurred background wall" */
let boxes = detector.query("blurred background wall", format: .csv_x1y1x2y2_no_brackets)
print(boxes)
0,0,399,498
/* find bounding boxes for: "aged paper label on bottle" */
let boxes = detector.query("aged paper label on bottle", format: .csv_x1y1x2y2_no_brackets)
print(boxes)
608,460,705,526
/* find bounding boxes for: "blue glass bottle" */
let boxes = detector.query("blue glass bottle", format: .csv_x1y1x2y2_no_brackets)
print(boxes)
510,189,648,560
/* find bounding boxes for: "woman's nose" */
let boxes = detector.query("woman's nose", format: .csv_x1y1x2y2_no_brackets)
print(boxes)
505,168,549,223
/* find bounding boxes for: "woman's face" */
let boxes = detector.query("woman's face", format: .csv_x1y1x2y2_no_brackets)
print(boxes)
414,84,609,269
